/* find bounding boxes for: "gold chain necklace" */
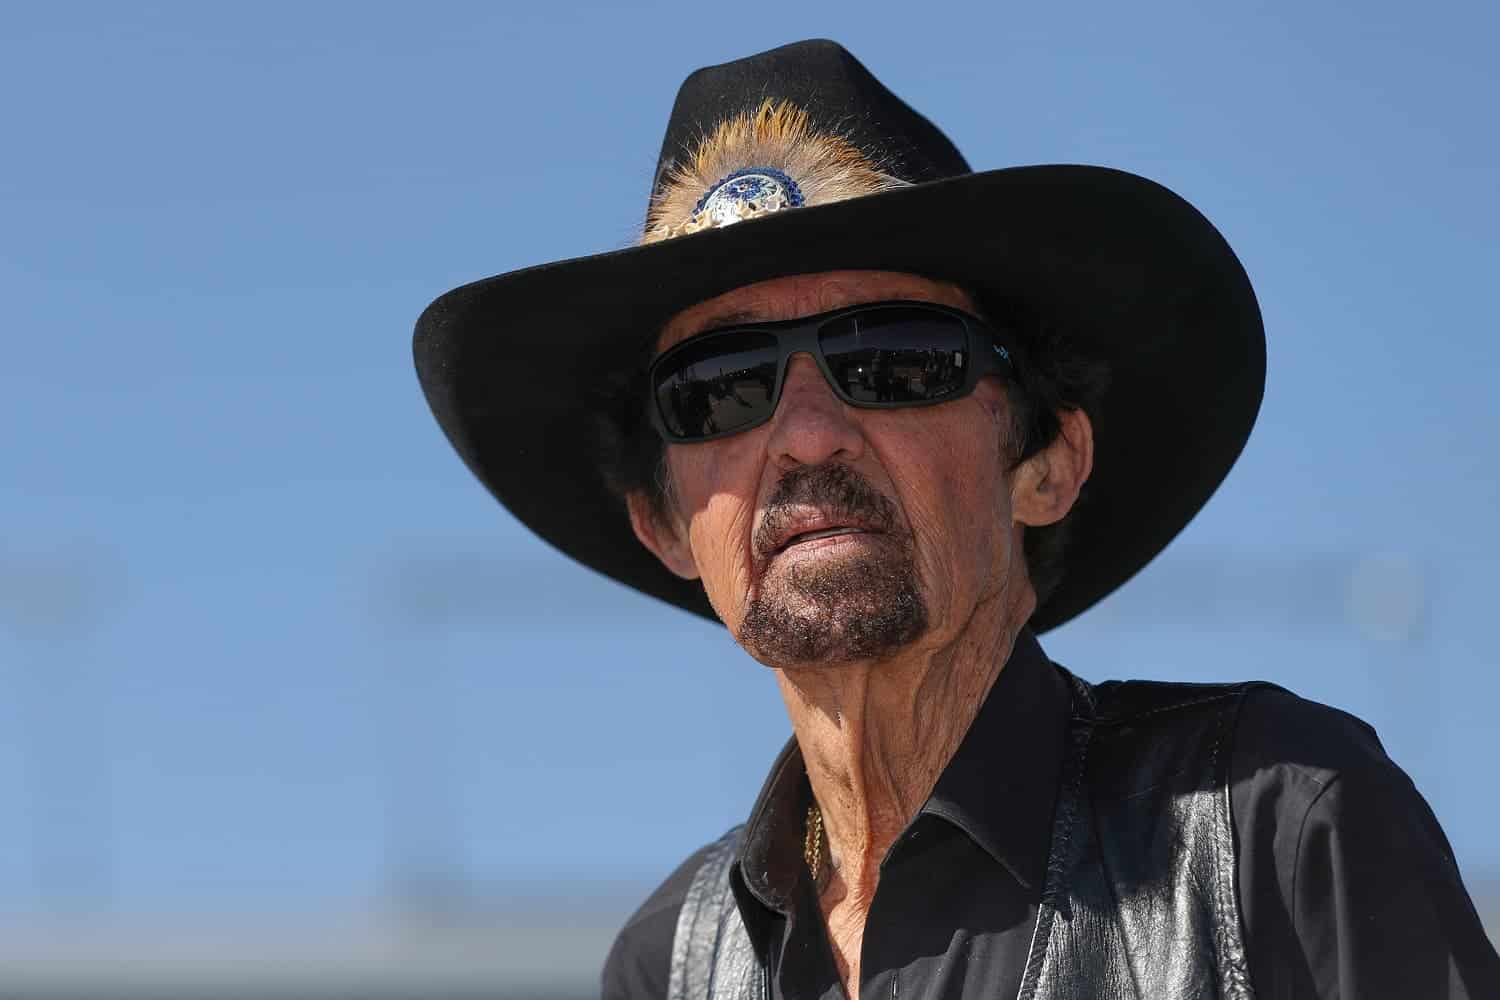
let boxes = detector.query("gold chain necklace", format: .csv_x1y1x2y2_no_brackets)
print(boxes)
804,803,825,884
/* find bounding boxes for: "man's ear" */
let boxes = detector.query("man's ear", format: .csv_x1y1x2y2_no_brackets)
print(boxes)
626,492,701,580
1011,407,1095,528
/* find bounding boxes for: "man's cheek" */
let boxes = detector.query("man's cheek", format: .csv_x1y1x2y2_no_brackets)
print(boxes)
909,518,951,594
689,506,755,595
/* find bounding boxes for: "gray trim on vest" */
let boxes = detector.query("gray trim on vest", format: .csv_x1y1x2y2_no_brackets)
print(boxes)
668,824,766,1000
669,670,1264,999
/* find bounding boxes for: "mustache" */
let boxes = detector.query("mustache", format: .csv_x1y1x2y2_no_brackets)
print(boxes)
753,464,900,560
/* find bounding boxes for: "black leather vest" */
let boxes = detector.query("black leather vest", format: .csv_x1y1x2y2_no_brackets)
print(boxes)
668,670,1264,999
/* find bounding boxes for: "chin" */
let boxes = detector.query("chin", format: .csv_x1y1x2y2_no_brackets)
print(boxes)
735,555,929,665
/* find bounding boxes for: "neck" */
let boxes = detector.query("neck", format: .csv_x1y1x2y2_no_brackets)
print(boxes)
774,581,1034,906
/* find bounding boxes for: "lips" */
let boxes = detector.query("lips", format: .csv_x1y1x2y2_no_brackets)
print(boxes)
783,526,865,548
752,464,901,566
758,508,885,561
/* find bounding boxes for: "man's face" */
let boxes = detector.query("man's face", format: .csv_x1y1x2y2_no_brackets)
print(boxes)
632,270,1039,669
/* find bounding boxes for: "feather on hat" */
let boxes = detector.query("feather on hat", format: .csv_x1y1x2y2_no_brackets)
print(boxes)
644,99,908,242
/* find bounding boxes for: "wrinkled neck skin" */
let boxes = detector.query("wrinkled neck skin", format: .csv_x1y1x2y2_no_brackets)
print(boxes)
774,577,1034,993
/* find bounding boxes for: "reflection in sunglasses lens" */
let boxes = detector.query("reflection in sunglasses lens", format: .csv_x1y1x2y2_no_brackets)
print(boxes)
654,333,779,438
820,309,968,404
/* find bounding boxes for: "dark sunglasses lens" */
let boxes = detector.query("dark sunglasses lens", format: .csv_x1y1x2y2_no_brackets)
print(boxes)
653,332,780,439
819,308,970,405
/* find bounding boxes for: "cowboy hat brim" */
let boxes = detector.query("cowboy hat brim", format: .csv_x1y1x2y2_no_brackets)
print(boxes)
413,164,1264,633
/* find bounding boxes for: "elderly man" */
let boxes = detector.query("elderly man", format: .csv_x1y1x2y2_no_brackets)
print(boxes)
415,40,1498,1000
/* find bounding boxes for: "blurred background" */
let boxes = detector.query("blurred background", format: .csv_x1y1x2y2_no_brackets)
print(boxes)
2,1,1496,996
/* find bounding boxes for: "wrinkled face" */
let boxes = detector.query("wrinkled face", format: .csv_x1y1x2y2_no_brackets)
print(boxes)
636,270,1037,669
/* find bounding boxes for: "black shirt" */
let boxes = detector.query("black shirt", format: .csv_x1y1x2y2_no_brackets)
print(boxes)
603,631,1500,998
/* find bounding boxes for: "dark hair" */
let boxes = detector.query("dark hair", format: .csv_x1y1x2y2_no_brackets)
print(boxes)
595,293,1110,610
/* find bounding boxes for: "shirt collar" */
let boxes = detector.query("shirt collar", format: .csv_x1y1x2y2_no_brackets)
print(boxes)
734,731,809,913
733,627,1069,913
920,627,1066,892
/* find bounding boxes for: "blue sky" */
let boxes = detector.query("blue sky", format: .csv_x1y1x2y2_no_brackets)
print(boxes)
1,1,1496,919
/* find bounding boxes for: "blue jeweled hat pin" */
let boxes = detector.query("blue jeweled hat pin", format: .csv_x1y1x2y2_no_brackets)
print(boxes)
691,167,806,229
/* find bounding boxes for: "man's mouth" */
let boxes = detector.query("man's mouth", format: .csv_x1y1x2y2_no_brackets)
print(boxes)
752,465,901,565
761,515,886,560
777,525,867,552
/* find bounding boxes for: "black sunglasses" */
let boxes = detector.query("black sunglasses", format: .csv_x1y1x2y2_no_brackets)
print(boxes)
648,300,1017,443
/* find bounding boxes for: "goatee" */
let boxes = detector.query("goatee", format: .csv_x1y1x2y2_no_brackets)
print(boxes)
738,463,928,665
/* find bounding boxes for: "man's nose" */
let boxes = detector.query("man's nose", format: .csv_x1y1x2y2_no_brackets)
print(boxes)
764,353,864,470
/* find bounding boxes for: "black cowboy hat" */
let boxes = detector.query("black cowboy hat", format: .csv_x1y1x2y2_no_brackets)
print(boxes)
412,39,1264,633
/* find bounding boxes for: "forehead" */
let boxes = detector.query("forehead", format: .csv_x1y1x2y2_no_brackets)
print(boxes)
656,269,978,353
